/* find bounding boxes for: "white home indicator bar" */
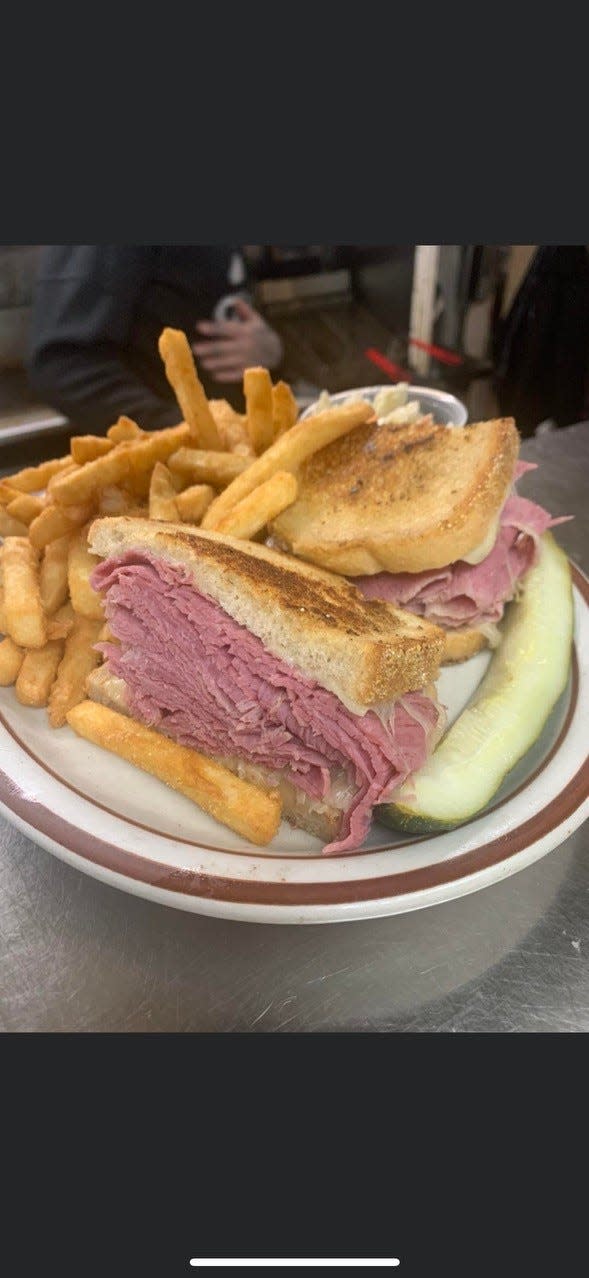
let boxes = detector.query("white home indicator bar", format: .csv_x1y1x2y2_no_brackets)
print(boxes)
190,1262,400,1269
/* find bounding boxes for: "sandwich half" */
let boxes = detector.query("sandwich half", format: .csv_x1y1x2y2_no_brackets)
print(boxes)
87,517,445,854
270,416,567,661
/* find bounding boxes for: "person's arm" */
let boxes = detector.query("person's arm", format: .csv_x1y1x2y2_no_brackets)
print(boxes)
27,246,181,432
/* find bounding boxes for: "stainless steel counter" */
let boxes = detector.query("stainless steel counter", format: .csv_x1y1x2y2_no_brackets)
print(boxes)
1,422,588,1032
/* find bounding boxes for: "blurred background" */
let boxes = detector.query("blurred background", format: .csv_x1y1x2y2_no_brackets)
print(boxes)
1,245,588,458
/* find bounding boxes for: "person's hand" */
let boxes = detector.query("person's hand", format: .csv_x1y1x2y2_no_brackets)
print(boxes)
192,297,283,383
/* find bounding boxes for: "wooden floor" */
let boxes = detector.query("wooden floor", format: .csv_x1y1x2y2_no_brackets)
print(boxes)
264,295,501,420
264,296,408,396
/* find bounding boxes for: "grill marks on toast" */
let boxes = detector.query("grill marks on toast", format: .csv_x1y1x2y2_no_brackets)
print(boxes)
88,517,444,707
271,417,520,575
162,529,406,636
300,417,440,507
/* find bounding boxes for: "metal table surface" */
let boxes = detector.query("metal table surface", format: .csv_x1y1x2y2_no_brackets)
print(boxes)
1,422,588,1033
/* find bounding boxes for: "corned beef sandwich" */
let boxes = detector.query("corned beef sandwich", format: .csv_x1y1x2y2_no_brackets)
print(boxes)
270,416,569,662
87,517,445,854
354,459,569,658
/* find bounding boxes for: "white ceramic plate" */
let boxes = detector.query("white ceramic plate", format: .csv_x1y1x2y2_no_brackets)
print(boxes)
0,563,587,925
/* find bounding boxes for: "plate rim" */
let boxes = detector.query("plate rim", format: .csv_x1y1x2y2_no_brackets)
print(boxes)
0,560,587,924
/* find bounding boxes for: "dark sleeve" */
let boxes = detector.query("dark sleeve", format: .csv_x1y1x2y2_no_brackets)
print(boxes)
26,246,181,432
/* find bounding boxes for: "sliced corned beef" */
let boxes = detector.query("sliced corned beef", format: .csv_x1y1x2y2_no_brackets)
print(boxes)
91,552,442,854
355,464,570,629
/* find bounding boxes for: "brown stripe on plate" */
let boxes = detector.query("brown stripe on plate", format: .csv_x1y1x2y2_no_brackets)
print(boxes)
0,743,587,906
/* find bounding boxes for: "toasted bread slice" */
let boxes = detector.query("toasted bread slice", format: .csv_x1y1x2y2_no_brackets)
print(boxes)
442,627,490,663
270,417,520,575
88,516,444,712
86,665,341,843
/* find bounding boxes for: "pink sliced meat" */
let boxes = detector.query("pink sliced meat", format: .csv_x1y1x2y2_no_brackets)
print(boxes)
355,469,569,628
91,552,441,855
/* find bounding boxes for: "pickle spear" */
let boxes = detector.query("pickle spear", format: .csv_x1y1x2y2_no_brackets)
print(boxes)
377,533,574,834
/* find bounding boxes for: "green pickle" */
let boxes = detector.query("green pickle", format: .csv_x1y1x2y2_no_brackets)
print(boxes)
377,533,574,835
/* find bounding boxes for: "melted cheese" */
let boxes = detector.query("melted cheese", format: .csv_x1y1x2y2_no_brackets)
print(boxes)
461,514,501,565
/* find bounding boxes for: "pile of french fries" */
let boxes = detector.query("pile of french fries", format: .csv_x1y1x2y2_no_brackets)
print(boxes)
0,327,373,844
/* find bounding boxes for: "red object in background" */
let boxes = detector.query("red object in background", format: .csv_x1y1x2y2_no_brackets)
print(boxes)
364,348,412,382
365,339,464,383
408,337,464,367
